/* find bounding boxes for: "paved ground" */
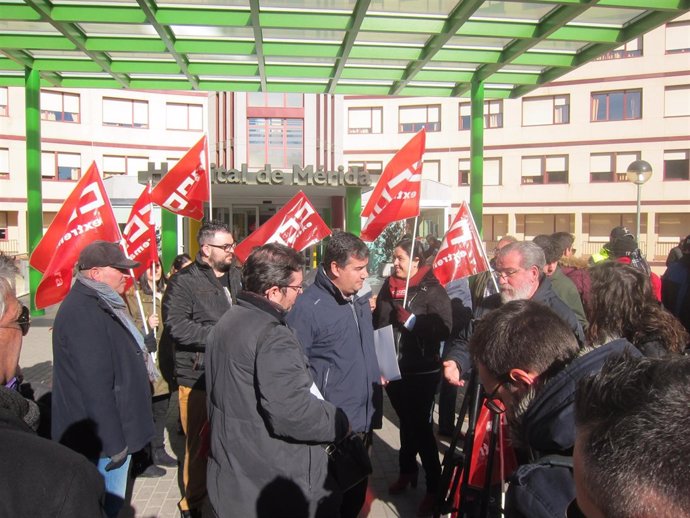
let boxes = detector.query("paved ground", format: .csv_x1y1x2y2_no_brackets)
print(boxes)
19,298,461,518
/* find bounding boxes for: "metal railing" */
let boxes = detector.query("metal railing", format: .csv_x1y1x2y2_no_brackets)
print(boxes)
0,240,20,255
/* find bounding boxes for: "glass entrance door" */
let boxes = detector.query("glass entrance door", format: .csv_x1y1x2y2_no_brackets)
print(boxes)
232,206,259,242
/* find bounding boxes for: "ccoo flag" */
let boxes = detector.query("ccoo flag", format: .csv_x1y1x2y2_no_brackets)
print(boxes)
233,191,331,264
30,162,121,308
360,129,425,242
151,135,209,221
432,201,489,286
123,184,158,281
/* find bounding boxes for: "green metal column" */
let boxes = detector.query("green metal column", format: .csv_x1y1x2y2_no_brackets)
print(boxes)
161,211,178,273
470,78,485,235
345,187,361,236
25,67,44,316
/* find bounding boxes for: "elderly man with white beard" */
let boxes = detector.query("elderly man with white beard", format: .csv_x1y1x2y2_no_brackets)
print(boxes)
443,241,584,387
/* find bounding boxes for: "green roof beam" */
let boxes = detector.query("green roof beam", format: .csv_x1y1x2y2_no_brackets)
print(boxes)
34,59,102,72
249,0,267,92
0,59,25,71
1,49,34,69
414,69,474,82
187,63,258,76
156,8,250,26
327,0,370,94
260,11,352,30
87,37,167,53
598,0,689,9
129,79,193,90
432,48,502,63
175,40,255,55
549,25,621,43
456,20,539,39
512,53,575,66
341,67,405,80
399,86,454,96
264,42,342,58
60,77,124,88
1,4,41,20
39,70,62,87
265,65,332,78
111,60,181,74
51,6,146,23
485,72,540,84
360,15,445,33
0,35,76,51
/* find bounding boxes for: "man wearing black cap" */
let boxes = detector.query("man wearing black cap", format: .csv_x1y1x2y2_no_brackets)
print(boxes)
52,240,155,518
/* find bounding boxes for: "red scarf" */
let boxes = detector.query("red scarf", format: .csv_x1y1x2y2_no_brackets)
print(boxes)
388,265,430,300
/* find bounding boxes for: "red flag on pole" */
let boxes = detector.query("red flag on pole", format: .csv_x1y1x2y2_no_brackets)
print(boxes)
30,162,121,308
233,192,331,264
433,201,489,286
123,184,158,281
151,135,209,221
360,129,425,242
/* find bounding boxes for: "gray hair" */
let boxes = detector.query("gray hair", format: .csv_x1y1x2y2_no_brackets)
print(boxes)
0,253,19,318
497,241,546,271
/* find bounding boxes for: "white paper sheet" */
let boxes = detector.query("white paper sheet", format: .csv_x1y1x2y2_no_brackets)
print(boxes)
374,325,401,382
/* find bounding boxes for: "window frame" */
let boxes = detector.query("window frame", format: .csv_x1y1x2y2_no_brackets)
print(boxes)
102,155,150,179
596,36,643,60
102,97,149,129
663,149,690,181
459,99,504,130
589,151,641,183
590,89,642,122
165,102,204,131
663,85,690,118
0,148,8,179
521,94,570,127
348,106,383,134
247,117,304,169
665,20,690,54
458,157,502,186
41,151,81,182
40,89,81,123
521,155,569,185
0,87,8,117
398,104,441,133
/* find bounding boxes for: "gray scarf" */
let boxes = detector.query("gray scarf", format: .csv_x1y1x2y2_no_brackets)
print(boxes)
77,272,158,383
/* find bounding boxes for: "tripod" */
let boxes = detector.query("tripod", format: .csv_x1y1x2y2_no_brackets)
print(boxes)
434,369,503,518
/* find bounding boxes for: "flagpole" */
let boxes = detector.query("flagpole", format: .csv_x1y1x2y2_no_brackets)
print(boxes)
403,216,419,308
151,261,157,340
130,270,149,335
466,202,499,293
206,133,213,219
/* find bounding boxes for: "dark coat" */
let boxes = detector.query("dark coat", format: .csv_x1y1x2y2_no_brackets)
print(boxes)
161,255,241,389
206,292,347,518
662,254,690,333
0,406,106,518
446,275,585,375
506,338,641,518
373,268,453,375
287,266,382,433
52,281,154,458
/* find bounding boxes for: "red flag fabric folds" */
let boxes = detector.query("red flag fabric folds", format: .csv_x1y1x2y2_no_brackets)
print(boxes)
151,135,209,221
30,162,121,308
360,129,425,242
233,192,331,264
433,201,489,286
123,184,158,282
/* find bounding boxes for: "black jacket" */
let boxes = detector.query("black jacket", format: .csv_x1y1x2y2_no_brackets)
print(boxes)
0,399,106,518
52,281,154,458
373,268,453,375
161,255,241,389
287,266,382,433
506,338,641,518
206,292,347,518
446,275,585,375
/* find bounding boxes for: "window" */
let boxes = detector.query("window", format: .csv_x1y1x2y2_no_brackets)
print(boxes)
590,152,640,182
0,212,7,240
666,21,690,54
522,95,570,126
664,150,689,181
349,161,382,182
248,92,303,108
248,118,303,168
0,148,8,178
166,103,203,130
521,155,568,184
458,158,501,186
597,37,643,60
591,90,641,121
664,85,690,117
422,160,440,182
41,151,81,181
0,87,7,117
103,155,149,179
399,104,441,133
348,107,382,134
103,97,148,128
41,90,80,123
459,100,503,130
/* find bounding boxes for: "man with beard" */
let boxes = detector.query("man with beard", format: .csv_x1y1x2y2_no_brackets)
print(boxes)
162,220,241,518
444,241,584,386
469,300,639,518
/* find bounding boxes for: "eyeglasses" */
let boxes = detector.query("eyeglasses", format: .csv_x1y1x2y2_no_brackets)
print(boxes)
0,304,31,336
207,242,236,253
483,373,512,414
494,268,522,280
281,285,304,294
566,499,586,518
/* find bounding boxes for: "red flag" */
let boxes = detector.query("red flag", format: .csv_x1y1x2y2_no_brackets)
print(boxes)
151,135,209,220
30,162,120,308
233,192,331,264
123,184,158,282
360,129,425,242
433,201,489,286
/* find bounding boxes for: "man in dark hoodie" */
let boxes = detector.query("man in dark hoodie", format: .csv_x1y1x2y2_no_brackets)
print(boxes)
287,231,382,518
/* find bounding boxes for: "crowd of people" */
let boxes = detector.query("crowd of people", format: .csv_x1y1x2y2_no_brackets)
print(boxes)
0,221,688,518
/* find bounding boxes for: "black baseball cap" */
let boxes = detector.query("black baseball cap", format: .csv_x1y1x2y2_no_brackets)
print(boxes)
77,241,139,270
609,226,634,241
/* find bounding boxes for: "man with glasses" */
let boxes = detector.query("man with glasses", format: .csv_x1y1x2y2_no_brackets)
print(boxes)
162,220,241,518
287,231,382,518
0,252,107,516
444,241,584,388
468,300,639,518
52,241,155,517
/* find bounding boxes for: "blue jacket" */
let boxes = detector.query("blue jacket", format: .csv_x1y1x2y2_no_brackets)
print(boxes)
287,266,382,433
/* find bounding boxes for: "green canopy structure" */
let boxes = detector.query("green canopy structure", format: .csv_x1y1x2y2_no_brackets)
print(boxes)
2,0,689,98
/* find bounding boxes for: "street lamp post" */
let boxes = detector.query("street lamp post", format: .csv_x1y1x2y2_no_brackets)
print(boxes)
626,160,653,244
